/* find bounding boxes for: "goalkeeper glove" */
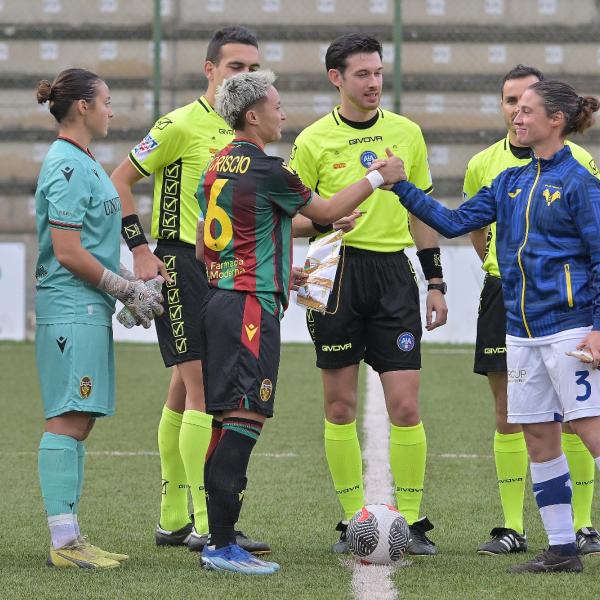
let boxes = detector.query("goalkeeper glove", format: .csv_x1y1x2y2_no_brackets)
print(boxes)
97,268,164,328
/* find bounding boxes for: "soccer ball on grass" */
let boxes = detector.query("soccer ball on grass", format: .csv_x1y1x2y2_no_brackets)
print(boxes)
346,504,409,565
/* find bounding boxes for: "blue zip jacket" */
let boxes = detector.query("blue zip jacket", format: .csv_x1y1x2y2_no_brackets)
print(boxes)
392,146,600,338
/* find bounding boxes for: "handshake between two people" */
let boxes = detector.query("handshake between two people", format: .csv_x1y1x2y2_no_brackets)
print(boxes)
368,148,407,189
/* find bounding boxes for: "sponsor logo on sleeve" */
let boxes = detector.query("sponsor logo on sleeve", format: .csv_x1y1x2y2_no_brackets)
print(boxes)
132,134,159,160
154,117,173,130
61,166,74,182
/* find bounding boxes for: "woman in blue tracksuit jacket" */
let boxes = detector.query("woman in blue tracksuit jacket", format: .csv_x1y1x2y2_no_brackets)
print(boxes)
388,80,600,574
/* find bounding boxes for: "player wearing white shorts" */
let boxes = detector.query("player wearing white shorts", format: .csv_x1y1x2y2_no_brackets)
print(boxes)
384,79,600,573
507,328,600,424
464,64,600,556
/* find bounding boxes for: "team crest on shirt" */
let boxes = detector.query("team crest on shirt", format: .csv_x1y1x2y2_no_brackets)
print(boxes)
543,185,562,206
397,332,415,352
132,134,159,160
79,376,92,399
259,379,273,402
360,150,378,168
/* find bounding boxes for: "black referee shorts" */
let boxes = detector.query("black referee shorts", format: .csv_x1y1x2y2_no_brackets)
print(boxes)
200,288,280,418
306,247,422,373
474,274,507,375
153,241,209,367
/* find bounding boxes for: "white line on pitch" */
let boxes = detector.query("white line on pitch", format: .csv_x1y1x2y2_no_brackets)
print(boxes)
350,368,397,600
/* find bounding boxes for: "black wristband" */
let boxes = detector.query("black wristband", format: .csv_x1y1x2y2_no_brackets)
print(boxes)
121,214,148,250
417,247,443,280
312,221,333,234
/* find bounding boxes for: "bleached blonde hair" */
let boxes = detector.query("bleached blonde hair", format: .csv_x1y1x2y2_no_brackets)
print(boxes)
215,69,276,130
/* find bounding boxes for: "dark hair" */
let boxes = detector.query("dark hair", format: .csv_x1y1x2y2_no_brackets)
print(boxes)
501,64,544,95
325,33,382,73
36,68,101,123
205,26,258,64
529,80,600,135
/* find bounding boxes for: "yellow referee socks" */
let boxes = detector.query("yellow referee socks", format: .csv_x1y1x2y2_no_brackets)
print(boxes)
179,410,213,534
494,431,527,534
390,422,427,525
324,420,364,520
563,432,595,531
157,406,189,531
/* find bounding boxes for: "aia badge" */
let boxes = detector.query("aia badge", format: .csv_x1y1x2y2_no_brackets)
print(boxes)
79,376,93,399
360,150,378,168
132,134,159,160
259,379,273,402
397,332,415,352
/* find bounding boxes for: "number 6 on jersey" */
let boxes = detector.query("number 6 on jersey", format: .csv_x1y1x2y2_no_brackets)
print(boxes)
204,178,233,251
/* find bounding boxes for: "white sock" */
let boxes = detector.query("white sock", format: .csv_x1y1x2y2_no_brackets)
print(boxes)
530,455,575,547
48,514,78,549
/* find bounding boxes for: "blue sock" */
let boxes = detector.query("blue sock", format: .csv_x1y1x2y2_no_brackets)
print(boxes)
531,454,576,554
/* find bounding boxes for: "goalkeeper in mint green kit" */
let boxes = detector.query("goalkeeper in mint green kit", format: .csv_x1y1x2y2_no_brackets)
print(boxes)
34,68,163,569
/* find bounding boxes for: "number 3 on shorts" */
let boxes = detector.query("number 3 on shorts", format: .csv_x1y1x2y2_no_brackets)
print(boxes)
575,370,591,402
204,178,233,251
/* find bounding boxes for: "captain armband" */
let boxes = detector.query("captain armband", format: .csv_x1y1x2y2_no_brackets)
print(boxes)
121,214,148,251
417,247,443,280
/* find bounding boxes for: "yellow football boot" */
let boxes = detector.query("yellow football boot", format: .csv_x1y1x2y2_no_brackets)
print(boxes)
47,544,121,569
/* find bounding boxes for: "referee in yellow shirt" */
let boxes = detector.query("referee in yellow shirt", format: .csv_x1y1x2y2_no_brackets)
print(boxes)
111,27,267,554
463,64,600,556
291,33,447,556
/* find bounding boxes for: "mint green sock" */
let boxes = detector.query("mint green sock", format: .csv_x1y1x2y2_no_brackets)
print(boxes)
74,441,85,537
75,441,85,514
38,432,78,516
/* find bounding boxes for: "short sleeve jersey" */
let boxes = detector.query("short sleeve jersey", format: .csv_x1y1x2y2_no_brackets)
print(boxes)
128,97,234,245
289,106,433,252
35,137,121,325
463,136,599,277
197,140,312,317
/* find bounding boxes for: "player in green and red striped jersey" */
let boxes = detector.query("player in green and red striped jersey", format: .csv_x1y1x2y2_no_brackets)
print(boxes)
195,69,406,575
201,140,311,317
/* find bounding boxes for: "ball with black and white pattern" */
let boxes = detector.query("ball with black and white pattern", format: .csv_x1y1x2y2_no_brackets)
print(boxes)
346,504,409,565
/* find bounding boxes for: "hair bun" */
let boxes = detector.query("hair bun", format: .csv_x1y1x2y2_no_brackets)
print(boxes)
36,80,52,104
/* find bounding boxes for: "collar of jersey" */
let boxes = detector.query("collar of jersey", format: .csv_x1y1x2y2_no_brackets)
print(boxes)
197,96,215,113
232,137,264,151
332,105,382,129
504,134,532,160
57,136,96,160
531,144,572,167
